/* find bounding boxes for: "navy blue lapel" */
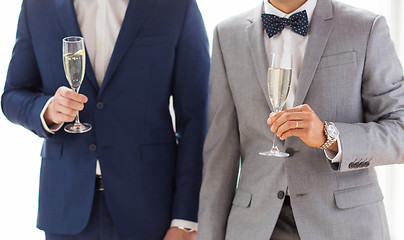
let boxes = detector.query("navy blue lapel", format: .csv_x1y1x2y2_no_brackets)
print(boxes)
54,0,99,92
99,0,157,96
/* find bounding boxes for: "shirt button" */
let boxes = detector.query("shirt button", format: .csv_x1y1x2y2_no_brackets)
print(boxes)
96,102,104,110
277,191,285,199
89,144,97,152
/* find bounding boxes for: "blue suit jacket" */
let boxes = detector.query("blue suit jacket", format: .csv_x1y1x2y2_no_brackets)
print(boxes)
1,0,209,238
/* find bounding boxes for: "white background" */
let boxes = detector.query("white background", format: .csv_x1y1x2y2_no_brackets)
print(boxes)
0,0,403,239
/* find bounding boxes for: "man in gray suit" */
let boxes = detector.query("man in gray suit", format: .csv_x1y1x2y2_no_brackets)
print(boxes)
198,0,404,239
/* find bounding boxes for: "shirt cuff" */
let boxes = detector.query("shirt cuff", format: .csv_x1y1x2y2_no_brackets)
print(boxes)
40,97,63,134
170,219,198,231
324,136,342,163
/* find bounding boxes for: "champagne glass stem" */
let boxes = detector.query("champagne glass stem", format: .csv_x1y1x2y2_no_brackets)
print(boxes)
73,112,81,126
270,131,279,152
270,108,281,152
71,87,82,126
259,107,289,157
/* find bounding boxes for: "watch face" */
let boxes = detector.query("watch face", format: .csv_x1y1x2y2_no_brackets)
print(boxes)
327,124,339,138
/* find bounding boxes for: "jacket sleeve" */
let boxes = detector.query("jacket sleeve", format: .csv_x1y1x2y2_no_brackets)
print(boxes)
1,0,53,139
197,26,241,240
170,0,210,223
333,16,404,172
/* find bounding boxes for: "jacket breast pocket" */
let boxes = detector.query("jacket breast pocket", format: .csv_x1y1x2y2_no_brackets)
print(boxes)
334,183,384,209
133,35,168,46
40,141,63,160
232,188,252,208
318,51,357,69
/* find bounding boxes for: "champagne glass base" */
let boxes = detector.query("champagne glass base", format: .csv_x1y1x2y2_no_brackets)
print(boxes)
259,150,289,158
64,123,92,134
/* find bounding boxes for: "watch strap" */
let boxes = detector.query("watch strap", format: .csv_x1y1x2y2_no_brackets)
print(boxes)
319,121,337,150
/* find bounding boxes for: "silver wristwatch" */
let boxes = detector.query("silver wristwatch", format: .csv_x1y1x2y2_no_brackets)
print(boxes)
319,121,339,150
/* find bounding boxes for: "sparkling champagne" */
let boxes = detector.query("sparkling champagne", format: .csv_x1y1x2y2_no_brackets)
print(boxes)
63,49,85,92
267,68,292,111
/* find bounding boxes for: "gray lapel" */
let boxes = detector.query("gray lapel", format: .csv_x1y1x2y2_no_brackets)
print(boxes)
246,3,273,111
293,0,334,107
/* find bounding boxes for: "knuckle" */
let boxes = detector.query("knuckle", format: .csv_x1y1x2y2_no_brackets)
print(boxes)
58,115,67,123
67,109,76,116
67,115,75,122
288,121,295,128
61,97,70,107
58,86,68,95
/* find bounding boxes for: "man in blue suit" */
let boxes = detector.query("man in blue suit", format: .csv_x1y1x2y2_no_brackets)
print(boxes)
1,0,209,239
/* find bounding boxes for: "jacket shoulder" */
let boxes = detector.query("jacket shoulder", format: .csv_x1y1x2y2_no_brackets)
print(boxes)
332,0,379,24
215,5,259,33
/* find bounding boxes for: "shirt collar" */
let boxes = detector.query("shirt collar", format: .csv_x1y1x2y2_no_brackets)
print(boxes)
263,0,317,23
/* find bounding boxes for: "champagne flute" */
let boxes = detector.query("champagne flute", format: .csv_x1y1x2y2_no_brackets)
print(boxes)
259,53,292,157
62,36,92,133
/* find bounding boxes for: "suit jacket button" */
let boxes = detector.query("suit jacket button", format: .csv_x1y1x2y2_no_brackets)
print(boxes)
359,162,366,168
277,191,285,199
348,162,354,169
354,162,360,168
89,144,97,152
365,162,370,167
285,148,295,157
96,102,104,110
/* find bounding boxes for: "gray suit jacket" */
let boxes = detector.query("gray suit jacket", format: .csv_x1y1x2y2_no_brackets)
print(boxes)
198,0,404,239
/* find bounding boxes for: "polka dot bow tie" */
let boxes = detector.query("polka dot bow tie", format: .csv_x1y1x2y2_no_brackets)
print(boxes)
261,10,308,38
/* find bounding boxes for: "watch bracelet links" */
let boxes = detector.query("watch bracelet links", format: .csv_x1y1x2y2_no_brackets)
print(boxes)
319,121,336,150
320,138,334,150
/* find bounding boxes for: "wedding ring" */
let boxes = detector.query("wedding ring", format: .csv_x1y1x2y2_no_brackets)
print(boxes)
296,121,299,128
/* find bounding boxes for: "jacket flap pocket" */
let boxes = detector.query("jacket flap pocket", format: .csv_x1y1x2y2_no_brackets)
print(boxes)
40,141,63,160
141,142,176,165
334,184,383,209
232,188,252,208
318,51,357,68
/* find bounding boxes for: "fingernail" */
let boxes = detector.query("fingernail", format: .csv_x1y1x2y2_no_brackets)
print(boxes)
271,126,275,132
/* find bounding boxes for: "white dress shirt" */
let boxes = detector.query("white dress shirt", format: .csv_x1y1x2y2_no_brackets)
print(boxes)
263,0,342,162
40,0,197,231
